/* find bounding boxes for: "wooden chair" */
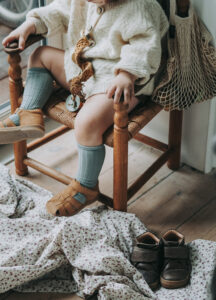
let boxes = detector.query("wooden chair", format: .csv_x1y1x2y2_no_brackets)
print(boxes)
4,0,189,212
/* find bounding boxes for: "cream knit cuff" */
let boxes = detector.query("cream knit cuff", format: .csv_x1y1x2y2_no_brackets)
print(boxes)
26,17,48,36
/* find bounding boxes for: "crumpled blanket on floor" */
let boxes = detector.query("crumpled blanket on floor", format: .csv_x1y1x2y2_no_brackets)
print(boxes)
0,163,215,300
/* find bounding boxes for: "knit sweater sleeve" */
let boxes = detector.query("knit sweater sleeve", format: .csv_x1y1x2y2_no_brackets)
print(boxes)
114,0,169,82
26,0,71,37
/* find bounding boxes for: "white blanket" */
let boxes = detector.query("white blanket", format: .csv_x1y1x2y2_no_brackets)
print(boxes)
0,163,215,299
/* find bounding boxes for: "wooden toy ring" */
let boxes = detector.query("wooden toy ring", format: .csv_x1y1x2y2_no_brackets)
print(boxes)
65,94,82,112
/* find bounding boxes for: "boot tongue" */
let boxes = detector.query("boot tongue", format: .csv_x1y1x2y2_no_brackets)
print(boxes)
164,241,179,246
162,238,184,247
137,242,158,249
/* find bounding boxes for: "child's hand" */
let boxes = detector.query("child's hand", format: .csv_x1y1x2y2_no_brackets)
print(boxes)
107,71,137,104
2,20,36,50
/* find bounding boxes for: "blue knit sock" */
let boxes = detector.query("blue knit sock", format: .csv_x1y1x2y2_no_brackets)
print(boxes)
74,143,105,204
9,67,54,126
9,113,20,126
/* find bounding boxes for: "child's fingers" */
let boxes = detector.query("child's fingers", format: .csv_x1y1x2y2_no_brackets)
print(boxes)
131,85,135,98
113,87,122,103
2,34,18,47
107,85,116,99
18,35,26,50
124,88,131,105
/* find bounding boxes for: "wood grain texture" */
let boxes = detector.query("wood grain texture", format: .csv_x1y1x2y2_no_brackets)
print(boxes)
4,35,44,54
167,110,183,170
23,157,73,185
8,53,23,112
27,125,71,152
128,166,216,242
7,52,28,175
134,133,168,152
113,102,129,211
127,148,172,200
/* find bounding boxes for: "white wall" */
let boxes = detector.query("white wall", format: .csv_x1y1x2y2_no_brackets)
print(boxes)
141,0,216,173
189,0,216,172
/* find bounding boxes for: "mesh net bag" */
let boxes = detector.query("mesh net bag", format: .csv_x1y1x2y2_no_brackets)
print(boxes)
152,0,216,111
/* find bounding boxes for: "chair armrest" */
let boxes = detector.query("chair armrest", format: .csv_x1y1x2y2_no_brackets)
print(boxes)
4,34,44,54
114,102,129,128
113,95,129,130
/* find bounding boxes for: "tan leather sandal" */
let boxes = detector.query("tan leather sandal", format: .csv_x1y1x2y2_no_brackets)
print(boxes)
46,179,99,217
0,108,45,144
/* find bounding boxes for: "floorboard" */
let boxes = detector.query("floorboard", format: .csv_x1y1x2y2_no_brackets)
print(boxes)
128,165,216,242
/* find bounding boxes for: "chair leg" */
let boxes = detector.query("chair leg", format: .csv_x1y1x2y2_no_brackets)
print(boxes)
8,53,28,176
14,141,28,176
113,102,129,211
167,110,183,170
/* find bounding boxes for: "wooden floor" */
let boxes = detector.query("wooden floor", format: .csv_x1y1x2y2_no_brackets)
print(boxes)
1,128,215,300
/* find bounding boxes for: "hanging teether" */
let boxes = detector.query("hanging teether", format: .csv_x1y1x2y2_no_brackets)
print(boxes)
66,6,105,112
66,94,82,112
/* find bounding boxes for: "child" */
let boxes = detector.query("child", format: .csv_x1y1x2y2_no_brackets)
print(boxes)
1,0,169,216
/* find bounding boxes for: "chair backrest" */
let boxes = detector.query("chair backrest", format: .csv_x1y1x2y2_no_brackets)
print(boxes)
157,0,170,19
157,0,190,19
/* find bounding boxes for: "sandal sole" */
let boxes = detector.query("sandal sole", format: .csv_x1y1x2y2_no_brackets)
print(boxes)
46,197,97,217
0,126,44,144
46,179,99,217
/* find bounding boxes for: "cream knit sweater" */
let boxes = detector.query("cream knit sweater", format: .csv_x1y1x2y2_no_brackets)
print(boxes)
26,0,169,99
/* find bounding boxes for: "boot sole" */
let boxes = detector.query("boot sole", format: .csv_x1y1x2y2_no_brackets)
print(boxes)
149,281,160,291
160,275,190,289
0,126,44,144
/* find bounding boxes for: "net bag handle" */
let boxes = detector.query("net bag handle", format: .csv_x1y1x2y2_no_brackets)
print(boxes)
170,0,176,26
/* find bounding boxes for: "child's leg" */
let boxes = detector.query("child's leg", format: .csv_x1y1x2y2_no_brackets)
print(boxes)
74,93,139,186
27,45,70,90
46,93,140,216
74,93,140,202
10,45,69,125
75,93,139,146
0,46,69,143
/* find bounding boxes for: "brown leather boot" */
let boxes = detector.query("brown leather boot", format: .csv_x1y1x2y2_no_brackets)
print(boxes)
0,108,45,144
130,232,162,290
160,230,191,289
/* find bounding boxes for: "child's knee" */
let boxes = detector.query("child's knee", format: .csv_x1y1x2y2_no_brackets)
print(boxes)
75,114,93,136
74,113,101,141
28,45,51,68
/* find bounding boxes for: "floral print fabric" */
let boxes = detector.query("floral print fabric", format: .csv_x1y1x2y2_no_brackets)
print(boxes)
0,163,215,299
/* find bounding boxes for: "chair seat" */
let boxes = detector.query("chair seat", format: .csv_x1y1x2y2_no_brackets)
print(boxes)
42,88,163,147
